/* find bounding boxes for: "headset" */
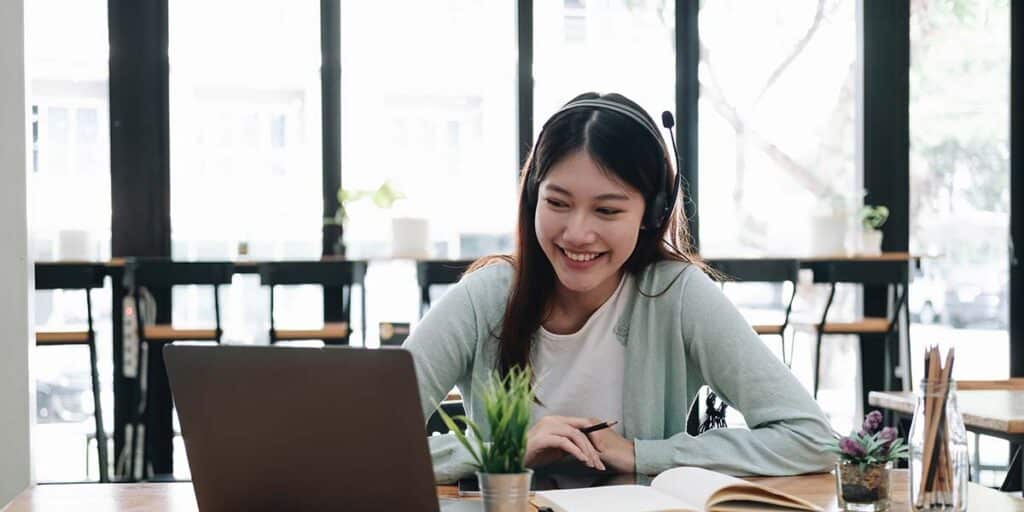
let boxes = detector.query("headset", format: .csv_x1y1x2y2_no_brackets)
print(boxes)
527,98,683,231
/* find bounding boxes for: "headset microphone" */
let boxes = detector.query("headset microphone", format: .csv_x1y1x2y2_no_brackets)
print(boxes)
659,111,683,229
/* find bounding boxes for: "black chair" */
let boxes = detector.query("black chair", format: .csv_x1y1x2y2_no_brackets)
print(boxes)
705,258,801,366
34,262,109,482
259,260,367,345
127,259,234,346
810,260,910,398
416,259,474,318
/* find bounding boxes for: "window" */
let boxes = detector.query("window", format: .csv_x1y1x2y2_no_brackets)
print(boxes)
26,0,113,483
169,1,323,352
534,0,675,135
339,1,517,342
698,0,858,257
697,0,859,431
909,0,1010,486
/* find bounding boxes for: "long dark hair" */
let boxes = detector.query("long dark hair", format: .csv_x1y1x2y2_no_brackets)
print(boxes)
471,92,705,377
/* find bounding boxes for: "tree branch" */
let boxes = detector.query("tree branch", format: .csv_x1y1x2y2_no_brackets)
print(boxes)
754,0,828,105
700,76,838,197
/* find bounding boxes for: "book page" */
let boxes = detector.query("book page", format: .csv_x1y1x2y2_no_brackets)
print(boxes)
651,467,745,506
650,467,822,512
532,485,700,512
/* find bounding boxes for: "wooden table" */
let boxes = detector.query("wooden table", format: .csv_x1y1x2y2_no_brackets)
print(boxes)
869,390,1024,439
4,471,1021,511
870,389,1024,494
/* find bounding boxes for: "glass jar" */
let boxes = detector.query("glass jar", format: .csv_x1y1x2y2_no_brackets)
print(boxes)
908,379,968,510
836,460,893,511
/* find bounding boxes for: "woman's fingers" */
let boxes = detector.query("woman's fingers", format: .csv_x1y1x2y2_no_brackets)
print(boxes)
552,424,605,470
528,415,609,470
550,437,592,466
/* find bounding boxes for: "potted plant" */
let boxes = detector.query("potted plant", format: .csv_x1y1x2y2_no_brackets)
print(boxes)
829,410,909,511
324,181,405,256
859,205,889,255
437,367,534,512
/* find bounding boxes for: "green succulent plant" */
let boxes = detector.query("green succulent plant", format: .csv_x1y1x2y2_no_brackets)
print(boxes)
860,205,890,230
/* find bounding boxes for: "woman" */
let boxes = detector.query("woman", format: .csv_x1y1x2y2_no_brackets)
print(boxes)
404,92,835,483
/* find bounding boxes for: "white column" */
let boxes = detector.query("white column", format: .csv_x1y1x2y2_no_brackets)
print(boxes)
0,0,34,505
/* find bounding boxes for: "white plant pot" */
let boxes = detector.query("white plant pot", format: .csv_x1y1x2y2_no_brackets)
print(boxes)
391,217,430,259
861,229,883,255
808,212,847,255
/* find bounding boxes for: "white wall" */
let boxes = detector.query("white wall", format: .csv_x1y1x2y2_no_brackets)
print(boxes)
0,0,34,505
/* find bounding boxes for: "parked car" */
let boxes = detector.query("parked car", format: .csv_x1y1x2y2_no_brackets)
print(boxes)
36,370,93,424
943,282,1009,329
910,270,1008,329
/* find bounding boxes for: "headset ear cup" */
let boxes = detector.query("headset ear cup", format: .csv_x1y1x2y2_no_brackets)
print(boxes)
645,194,666,230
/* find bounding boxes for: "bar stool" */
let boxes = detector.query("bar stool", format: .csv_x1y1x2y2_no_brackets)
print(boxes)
34,262,109,482
811,260,910,399
416,259,474,318
705,258,801,366
259,260,367,345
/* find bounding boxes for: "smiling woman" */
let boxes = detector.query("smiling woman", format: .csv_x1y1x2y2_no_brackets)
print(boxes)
403,92,837,483
535,152,646,321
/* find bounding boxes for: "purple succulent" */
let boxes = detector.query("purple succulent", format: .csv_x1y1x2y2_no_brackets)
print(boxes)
860,410,883,435
839,436,866,458
878,426,898,444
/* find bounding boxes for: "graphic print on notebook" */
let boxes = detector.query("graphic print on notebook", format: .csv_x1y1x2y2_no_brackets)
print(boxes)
531,467,823,512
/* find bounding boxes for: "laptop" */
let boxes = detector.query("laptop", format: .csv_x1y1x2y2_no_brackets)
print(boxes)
164,343,458,512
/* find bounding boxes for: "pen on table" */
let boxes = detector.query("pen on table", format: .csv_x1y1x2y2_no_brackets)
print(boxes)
579,420,618,435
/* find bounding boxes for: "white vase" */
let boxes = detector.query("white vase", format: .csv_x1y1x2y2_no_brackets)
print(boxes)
809,212,847,255
860,229,883,255
391,217,430,259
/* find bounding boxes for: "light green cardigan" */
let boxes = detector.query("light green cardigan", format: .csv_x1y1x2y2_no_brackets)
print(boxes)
403,260,836,483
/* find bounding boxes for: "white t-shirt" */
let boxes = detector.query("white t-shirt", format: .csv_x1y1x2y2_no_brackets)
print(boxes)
530,274,632,434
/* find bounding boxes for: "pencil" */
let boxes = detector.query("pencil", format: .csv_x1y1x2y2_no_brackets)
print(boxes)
580,420,619,435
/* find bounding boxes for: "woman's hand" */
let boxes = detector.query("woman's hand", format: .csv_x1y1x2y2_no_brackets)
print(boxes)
586,421,636,474
525,415,606,471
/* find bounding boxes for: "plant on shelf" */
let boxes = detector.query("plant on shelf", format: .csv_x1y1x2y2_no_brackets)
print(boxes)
326,181,405,228
858,205,889,255
860,205,890,231
323,181,405,256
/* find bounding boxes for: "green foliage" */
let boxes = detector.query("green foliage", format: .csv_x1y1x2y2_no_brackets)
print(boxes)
326,181,406,226
435,367,534,474
827,431,910,473
860,205,890,230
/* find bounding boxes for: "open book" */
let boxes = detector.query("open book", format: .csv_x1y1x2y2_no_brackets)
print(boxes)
531,467,823,512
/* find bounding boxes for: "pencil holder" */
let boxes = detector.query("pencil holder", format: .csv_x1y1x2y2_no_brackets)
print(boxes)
908,379,968,510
